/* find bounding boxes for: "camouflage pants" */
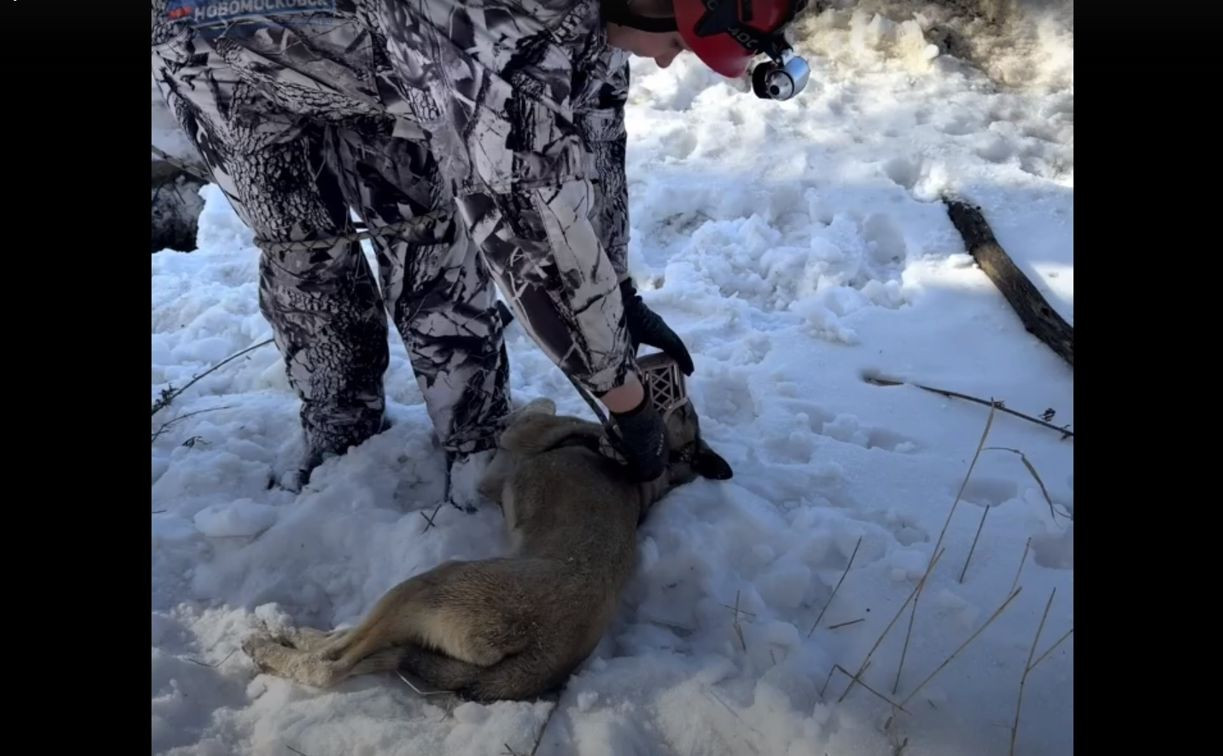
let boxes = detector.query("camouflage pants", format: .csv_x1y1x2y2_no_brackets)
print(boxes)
153,13,511,460
152,0,635,462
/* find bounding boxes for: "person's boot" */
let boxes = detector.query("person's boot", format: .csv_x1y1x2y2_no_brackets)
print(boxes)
279,414,392,492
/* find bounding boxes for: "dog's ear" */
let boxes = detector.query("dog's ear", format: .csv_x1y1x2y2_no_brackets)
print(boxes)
516,398,557,418
500,398,557,438
501,413,600,456
693,439,733,480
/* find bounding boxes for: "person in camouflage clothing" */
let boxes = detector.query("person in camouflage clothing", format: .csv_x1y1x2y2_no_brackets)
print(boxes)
151,0,809,498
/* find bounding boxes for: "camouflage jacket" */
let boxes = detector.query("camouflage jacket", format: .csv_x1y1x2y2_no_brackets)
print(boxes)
153,0,638,394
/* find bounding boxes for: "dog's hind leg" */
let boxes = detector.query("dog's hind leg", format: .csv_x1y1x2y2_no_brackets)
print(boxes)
323,560,537,670
243,560,541,688
401,645,568,702
462,650,572,702
346,646,410,677
398,645,482,693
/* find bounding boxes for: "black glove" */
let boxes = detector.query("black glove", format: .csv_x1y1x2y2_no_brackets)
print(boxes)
620,279,694,375
611,391,667,482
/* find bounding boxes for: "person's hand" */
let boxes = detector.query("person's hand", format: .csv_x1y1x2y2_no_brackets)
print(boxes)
610,392,666,482
621,279,694,375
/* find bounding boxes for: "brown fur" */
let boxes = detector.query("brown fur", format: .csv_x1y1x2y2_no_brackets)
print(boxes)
242,396,731,701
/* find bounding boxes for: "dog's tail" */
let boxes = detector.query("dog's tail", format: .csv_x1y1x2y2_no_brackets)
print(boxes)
400,645,569,702
346,647,410,677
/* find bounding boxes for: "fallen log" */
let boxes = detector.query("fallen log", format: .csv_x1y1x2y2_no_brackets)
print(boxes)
943,197,1074,367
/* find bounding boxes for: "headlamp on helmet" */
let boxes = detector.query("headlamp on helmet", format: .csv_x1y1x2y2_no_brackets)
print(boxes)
675,0,810,101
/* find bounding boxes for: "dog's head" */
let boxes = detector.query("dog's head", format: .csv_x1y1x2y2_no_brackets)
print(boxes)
638,353,734,487
483,357,731,511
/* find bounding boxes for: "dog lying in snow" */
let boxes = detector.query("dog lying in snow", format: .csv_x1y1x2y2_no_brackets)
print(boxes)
242,354,732,701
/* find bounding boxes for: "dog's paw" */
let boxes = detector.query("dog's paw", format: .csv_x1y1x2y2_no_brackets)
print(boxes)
271,626,338,652
241,632,285,673
288,626,333,649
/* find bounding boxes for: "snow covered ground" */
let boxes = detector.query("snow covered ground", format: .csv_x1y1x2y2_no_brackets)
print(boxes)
152,2,1074,754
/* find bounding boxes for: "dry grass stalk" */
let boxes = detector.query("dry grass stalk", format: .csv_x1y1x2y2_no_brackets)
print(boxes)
528,700,562,756
831,664,909,713
809,536,863,637
1010,538,1031,594
420,500,446,533
838,548,945,704
185,648,237,669
1030,628,1073,671
900,585,1024,708
894,401,997,693
731,590,748,652
958,505,991,584
395,670,447,696
1009,588,1057,756
827,617,865,630
985,447,1072,521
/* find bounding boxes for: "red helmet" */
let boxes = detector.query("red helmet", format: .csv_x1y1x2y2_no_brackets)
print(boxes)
674,0,807,78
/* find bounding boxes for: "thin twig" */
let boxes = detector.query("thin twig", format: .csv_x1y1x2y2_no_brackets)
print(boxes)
285,746,309,756
152,405,235,444
893,590,922,696
821,655,870,699
839,548,944,704
704,687,766,747
1010,588,1056,756
820,663,839,699
152,338,275,416
1030,628,1074,671
832,665,909,714
809,536,863,637
1027,590,1056,669
985,447,1072,521
959,505,991,583
932,402,997,567
1011,538,1031,594
184,649,237,668
863,373,1072,438
827,617,865,630
901,586,1024,708
395,670,447,696
732,590,747,652
420,500,446,533
895,403,996,693
529,697,563,756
